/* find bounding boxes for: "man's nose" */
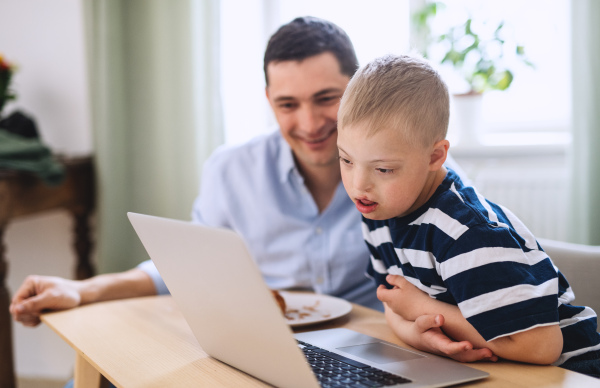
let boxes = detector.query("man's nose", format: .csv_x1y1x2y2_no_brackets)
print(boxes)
297,105,324,135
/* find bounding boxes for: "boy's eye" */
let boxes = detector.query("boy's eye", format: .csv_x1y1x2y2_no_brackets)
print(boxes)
338,156,352,165
377,168,394,174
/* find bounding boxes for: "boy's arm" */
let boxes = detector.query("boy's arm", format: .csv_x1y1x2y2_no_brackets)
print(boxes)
382,304,497,362
379,275,563,365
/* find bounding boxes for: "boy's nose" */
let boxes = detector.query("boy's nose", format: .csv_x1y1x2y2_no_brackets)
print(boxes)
353,169,372,193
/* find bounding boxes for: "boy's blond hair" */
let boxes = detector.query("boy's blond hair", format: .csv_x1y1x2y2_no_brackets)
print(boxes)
338,54,449,148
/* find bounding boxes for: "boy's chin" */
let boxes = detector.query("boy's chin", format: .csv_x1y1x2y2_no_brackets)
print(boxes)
361,212,390,221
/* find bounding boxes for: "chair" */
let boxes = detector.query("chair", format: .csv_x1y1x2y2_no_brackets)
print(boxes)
538,237,600,331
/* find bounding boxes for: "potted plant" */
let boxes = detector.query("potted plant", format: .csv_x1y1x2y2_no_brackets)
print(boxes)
412,2,533,145
0,54,17,119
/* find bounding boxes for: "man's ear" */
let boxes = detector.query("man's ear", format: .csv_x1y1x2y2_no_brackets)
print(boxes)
265,86,275,109
429,139,450,171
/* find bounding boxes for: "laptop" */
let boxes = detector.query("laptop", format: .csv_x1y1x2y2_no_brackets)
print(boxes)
127,212,489,388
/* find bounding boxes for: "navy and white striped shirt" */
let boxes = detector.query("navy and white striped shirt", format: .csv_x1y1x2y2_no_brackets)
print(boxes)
364,168,600,365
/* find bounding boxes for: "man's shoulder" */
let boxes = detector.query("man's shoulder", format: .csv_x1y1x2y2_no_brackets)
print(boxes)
206,130,283,169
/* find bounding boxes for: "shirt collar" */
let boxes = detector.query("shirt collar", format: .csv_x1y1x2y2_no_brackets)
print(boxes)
276,131,300,184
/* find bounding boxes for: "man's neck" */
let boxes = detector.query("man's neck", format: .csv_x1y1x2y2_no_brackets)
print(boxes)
296,160,341,213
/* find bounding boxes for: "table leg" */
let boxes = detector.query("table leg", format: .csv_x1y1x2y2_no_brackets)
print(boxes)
0,226,16,388
74,352,110,388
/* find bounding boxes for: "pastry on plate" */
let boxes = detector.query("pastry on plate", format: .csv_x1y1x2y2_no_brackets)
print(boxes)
271,289,286,314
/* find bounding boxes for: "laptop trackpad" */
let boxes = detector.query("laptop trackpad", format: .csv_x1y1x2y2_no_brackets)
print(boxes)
337,342,424,364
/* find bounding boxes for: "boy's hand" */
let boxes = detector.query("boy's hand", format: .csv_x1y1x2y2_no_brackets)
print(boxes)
408,314,498,363
377,275,432,320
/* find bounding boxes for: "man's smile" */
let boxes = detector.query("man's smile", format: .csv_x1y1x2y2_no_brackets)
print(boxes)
297,127,337,147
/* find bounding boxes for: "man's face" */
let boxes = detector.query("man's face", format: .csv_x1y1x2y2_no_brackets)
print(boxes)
266,52,351,172
337,124,441,220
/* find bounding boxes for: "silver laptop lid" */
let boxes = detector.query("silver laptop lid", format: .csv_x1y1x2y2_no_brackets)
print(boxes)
128,212,320,388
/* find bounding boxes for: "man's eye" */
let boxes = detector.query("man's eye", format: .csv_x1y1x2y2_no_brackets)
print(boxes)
278,103,296,110
318,95,340,105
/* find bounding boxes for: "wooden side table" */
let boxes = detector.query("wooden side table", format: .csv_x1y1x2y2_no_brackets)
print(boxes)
0,156,96,388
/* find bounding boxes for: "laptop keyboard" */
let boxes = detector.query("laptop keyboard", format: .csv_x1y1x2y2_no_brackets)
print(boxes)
297,340,412,387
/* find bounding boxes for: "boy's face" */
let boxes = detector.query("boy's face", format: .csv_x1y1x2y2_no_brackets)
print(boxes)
266,52,351,172
337,124,448,220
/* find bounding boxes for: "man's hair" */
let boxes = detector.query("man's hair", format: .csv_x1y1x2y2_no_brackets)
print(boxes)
263,16,358,85
338,54,449,148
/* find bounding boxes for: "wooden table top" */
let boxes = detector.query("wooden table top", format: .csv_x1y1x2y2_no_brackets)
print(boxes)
41,295,600,388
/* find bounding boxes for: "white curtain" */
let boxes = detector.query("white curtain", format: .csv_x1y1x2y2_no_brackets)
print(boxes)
83,0,223,272
568,0,600,245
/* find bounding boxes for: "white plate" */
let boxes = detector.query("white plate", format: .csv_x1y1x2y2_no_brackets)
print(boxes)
279,291,352,327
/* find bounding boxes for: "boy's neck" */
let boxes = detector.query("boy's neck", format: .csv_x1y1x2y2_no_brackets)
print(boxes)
403,166,448,217
422,166,448,205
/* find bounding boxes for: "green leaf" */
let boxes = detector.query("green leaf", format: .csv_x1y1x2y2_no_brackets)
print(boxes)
442,50,463,66
465,19,473,35
491,70,514,90
494,21,505,34
410,2,533,94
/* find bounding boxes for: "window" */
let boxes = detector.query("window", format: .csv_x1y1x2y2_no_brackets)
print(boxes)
419,0,571,147
220,0,410,146
219,0,571,147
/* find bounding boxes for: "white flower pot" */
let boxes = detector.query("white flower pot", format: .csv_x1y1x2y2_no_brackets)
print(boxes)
450,93,484,147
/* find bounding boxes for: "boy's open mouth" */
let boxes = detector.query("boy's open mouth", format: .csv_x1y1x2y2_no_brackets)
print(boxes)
355,198,378,214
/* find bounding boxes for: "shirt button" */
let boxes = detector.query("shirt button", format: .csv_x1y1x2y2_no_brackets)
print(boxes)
315,227,323,234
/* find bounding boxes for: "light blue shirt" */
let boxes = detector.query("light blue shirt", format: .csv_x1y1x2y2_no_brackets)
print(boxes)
138,130,383,310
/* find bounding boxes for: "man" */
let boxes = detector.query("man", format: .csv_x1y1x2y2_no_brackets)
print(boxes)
10,17,378,329
11,17,469,326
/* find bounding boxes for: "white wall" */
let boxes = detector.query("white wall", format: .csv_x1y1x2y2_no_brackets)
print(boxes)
0,0,93,381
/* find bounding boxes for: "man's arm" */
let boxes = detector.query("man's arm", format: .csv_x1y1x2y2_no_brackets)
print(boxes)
10,268,156,327
379,275,563,365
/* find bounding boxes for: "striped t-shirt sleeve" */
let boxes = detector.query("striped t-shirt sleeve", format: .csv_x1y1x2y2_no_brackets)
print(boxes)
438,222,560,341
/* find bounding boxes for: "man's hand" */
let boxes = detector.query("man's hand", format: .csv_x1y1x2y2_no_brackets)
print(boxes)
377,275,433,321
10,275,82,327
407,313,498,363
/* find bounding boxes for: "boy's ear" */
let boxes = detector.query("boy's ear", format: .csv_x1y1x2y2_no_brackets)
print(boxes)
429,139,449,171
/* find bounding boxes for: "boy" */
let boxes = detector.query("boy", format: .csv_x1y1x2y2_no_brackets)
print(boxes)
336,54,600,377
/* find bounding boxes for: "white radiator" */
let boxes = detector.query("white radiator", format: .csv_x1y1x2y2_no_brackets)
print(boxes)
461,159,569,241
472,169,568,241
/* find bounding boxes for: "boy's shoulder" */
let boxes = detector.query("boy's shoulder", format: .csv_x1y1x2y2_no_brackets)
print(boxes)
427,170,533,244
433,170,489,226
413,169,492,229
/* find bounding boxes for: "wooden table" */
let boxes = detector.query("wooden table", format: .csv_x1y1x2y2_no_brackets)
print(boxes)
0,156,96,388
41,295,600,388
